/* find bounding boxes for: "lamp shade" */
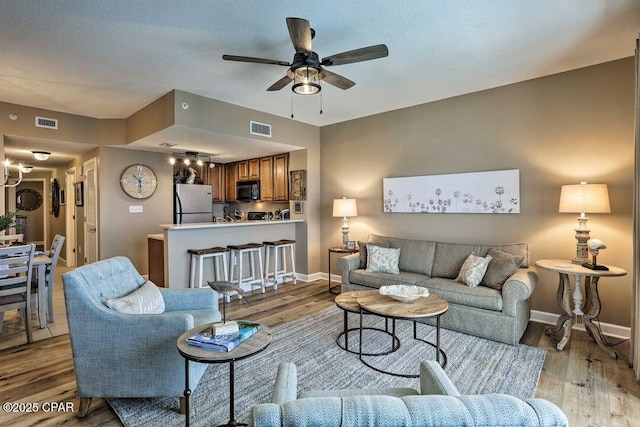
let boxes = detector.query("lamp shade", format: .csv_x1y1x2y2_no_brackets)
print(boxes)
559,183,610,214
333,198,358,217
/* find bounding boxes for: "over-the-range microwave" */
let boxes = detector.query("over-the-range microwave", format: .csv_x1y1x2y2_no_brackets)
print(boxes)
237,180,260,201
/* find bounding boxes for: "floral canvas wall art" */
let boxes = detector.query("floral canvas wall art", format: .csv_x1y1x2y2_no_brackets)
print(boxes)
383,169,520,214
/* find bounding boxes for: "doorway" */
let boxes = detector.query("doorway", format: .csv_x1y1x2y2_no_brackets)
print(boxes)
65,167,76,267
5,178,48,248
83,158,98,264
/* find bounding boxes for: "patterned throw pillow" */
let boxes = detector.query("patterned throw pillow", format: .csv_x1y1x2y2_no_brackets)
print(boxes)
456,254,492,287
358,240,391,268
366,245,401,274
105,280,165,314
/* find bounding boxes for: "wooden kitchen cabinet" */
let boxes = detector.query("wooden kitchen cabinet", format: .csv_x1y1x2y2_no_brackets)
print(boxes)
273,153,289,201
225,162,238,201
237,160,248,181
260,156,274,201
209,163,225,202
238,159,260,180
248,158,260,179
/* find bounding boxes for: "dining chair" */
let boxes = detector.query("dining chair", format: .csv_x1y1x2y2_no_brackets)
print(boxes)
0,244,36,342
0,234,24,246
31,235,65,324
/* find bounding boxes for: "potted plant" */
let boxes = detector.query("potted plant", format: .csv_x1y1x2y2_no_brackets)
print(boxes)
0,210,26,233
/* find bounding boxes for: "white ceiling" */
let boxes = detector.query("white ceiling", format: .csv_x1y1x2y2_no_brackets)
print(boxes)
1,1,639,164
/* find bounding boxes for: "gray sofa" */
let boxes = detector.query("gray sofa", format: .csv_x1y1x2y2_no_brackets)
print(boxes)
249,361,567,426
338,234,537,345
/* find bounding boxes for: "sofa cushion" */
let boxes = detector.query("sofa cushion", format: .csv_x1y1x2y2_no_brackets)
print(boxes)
369,234,436,276
300,387,419,399
481,248,525,291
350,269,427,289
432,242,529,279
418,277,503,311
366,245,401,274
359,240,391,268
104,280,165,314
455,254,492,287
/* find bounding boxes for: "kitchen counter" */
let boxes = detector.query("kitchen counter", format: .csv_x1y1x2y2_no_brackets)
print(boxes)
159,219,304,289
159,219,303,230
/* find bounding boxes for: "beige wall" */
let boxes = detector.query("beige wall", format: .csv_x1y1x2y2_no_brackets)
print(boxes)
320,58,635,327
98,146,173,272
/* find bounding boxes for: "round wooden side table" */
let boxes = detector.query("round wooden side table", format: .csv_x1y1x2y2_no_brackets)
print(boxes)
535,259,626,359
177,322,272,427
328,246,359,294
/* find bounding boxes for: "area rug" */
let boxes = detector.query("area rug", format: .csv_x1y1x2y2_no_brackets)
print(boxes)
108,305,546,426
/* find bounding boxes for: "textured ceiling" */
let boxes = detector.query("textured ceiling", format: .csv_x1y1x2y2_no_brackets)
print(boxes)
0,1,639,163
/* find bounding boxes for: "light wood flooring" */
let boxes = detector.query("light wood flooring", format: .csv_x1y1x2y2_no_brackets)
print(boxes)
1,275,639,426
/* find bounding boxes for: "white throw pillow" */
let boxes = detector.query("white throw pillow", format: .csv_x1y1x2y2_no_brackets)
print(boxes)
366,245,401,274
456,254,492,287
105,280,165,314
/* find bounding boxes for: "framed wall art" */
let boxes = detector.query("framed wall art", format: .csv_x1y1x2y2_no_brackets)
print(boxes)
290,170,306,200
383,169,520,214
75,182,84,206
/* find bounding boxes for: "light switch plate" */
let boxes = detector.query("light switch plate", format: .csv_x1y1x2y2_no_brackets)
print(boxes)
129,205,143,213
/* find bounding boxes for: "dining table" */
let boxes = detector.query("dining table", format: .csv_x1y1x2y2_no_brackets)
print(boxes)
33,253,53,328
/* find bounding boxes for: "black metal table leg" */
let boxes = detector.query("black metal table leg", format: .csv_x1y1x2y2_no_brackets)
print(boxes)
184,359,191,427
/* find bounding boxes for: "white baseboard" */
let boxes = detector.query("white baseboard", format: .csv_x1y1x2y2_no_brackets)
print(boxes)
530,309,630,340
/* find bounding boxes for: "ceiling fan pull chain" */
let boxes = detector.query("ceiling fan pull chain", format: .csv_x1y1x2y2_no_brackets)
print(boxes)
291,91,294,118
320,88,323,115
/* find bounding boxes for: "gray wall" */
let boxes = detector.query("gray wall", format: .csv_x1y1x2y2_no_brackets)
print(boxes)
320,58,635,327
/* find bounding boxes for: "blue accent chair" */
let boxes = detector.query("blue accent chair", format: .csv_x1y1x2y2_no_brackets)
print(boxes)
62,256,221,417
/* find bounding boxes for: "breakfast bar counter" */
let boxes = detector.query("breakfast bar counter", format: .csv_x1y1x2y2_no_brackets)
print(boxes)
159,220,304,289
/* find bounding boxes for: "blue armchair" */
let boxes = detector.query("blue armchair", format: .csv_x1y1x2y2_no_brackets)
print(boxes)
62,256,221,417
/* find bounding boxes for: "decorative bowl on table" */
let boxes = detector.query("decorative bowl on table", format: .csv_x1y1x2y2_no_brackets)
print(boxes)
379,285,429,303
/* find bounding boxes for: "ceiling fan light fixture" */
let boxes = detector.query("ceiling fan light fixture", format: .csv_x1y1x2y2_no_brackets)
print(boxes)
32,151,51,161
292,66,321,95
292,82,321,95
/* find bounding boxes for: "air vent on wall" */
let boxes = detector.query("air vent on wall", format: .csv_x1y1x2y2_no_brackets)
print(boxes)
250,121,272,137
35,116,58,130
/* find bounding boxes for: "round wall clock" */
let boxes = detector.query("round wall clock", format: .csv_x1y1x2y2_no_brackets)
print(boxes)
120,164,158,199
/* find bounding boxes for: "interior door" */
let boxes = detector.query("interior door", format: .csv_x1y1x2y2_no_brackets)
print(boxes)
65,167,76,267
83,158,98,264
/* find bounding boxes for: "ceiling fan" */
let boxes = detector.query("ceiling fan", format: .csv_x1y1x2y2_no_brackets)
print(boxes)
222,17,389,95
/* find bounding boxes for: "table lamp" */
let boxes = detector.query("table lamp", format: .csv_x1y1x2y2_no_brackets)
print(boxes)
558,182,610,264
333,197,358,247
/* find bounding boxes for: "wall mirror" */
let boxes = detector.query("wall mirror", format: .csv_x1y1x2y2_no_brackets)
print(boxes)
16,188,43,211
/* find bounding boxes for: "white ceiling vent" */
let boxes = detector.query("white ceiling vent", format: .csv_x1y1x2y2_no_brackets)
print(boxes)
35,116,58,130
250,121,272,138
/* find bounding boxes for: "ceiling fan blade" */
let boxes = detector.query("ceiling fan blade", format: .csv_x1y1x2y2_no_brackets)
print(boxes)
222,54,290,66
286,17,312,54
321,69,355,90
321,44,389,66
267,76,293,91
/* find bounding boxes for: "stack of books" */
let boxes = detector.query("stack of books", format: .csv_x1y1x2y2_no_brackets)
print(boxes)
187,320,261,352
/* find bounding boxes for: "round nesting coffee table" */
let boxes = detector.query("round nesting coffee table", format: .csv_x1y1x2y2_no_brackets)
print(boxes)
177,322,272,427
335,292,400,355
356,290,448,378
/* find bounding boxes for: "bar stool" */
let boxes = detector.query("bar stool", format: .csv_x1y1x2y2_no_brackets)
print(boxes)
187,247,229,289
228,243,265,293
263,239,296,290
208,281,251,323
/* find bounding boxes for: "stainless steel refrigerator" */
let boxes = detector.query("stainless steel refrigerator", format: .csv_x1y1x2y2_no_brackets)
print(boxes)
174,184,213,224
